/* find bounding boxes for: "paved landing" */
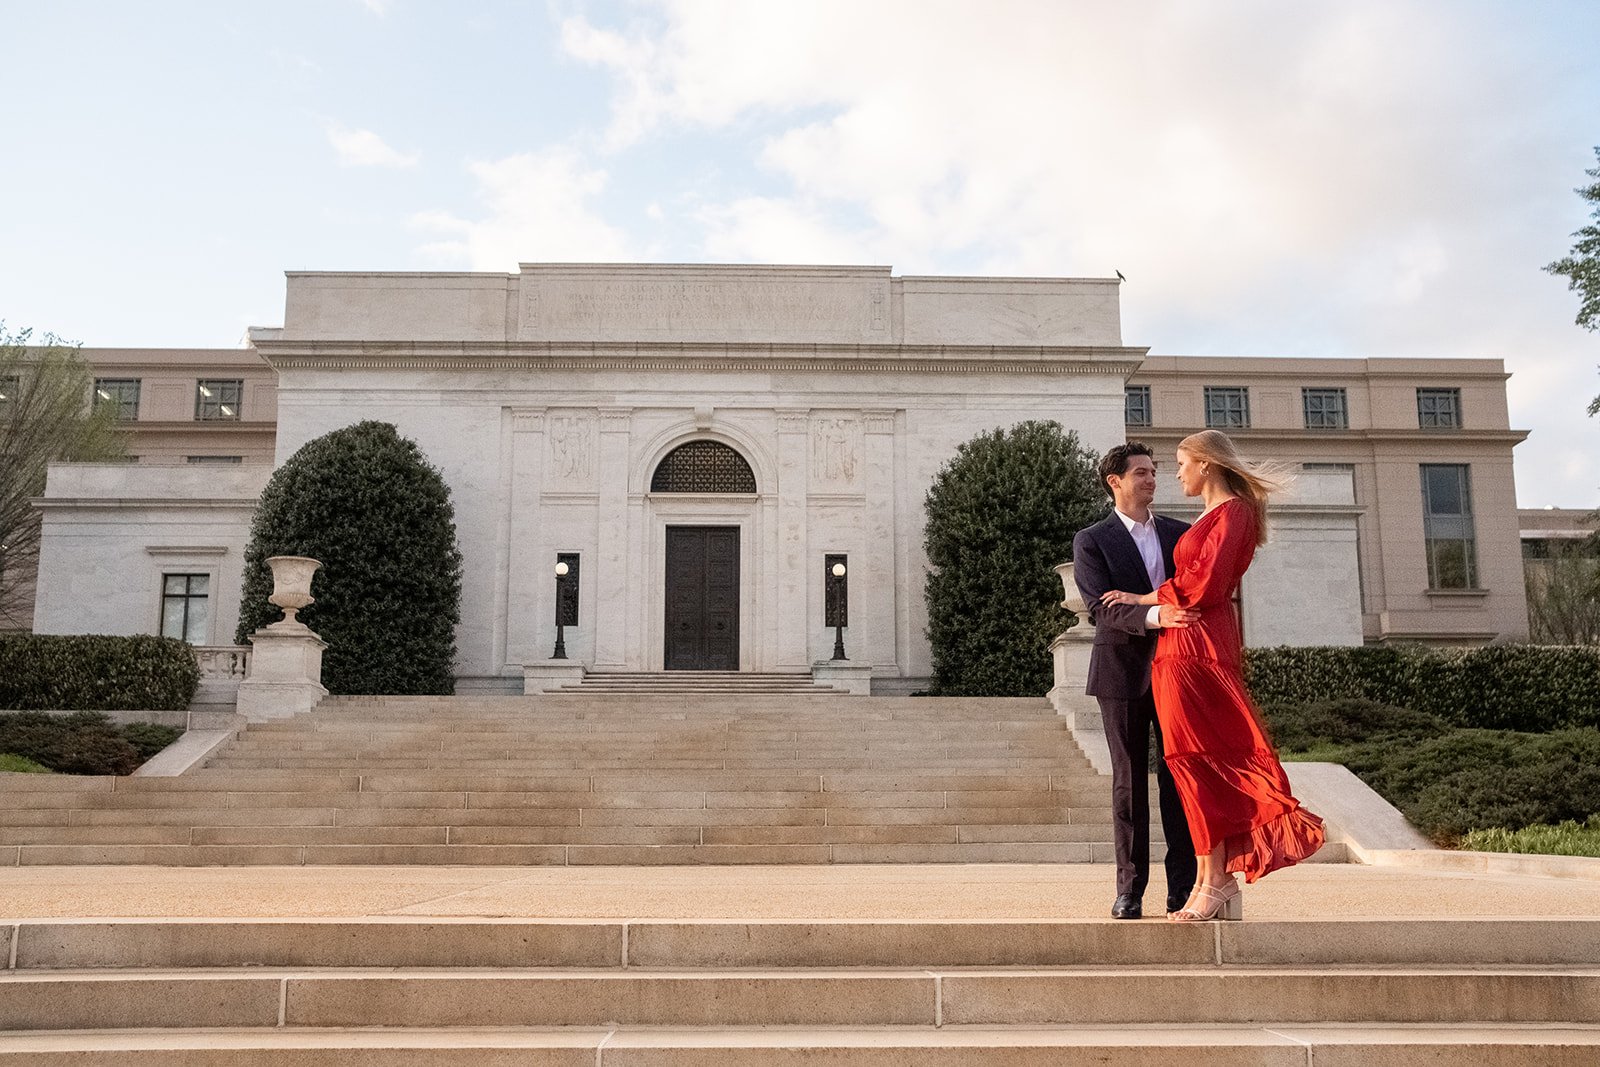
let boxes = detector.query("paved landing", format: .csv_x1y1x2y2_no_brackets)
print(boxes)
1,861,1595,920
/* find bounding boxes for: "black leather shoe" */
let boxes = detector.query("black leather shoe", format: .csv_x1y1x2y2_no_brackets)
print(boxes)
1167,889,1194,915
1111,893,1142,919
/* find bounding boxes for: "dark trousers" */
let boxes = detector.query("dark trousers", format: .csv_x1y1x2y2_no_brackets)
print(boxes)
1097,691,1197,899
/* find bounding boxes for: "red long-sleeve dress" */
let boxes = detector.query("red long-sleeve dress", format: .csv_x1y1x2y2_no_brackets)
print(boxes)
1153,497,1325,882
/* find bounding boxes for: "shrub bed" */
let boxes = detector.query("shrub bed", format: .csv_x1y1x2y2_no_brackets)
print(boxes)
1462,816,1600,858
0,711,182,776
1245,645,1600,732
0,634,199,711
1259,697,1600,845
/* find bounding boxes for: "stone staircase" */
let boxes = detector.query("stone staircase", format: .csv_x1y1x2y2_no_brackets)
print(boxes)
561,670,844,693
0,694,1138,866
1,916,1597,1063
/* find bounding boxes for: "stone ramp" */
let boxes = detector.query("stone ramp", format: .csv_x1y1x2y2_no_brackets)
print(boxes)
0,694,1143,866
1,916,1598,1064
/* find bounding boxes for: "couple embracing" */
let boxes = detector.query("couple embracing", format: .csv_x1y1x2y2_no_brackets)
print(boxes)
1073,430,1325,922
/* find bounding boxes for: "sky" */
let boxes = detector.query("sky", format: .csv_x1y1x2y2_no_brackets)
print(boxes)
2,0,1597,507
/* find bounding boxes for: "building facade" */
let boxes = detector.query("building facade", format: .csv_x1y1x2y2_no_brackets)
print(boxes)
25,265,1532,692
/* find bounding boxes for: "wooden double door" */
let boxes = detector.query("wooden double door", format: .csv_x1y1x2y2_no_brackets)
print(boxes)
664,526,740,670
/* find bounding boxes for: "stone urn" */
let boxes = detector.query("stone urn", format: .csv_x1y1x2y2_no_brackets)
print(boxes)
265,556,321,629
1054,561,1088,615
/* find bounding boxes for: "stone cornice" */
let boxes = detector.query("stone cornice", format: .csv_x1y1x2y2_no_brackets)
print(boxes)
250,340,1147,377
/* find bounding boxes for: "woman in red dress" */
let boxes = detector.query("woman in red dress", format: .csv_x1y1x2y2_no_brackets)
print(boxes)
1100,430,1324,921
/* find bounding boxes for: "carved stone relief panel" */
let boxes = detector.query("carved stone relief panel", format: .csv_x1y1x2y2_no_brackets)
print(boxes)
546,413,596,484
810,415,862,490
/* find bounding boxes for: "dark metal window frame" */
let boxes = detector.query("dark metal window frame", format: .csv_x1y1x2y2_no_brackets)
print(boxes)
1124,385,1152,427
160,572,210,644
195,379,243,421
650,440,757,493
94,378,141,421
1420,463,1478,589
1203,386,1250,429
1301,387,1348,430
1417,387,1462,430
824,553,848,628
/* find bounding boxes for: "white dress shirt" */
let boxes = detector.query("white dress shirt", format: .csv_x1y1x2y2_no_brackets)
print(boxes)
1114,508,1167,629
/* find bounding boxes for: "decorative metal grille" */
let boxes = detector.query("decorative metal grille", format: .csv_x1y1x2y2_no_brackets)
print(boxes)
651,441,757,493
1124,385,1151,427
1417,388,1461,430
1302,387,1348,430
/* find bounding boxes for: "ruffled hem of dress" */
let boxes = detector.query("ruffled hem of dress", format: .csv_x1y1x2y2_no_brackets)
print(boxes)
1223,804,1326,884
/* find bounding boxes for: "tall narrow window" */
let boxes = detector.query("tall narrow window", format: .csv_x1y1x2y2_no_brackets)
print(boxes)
1302,387,1348,430
161,573,210,643
1420,464,1478,589
195,379,243,421
94,378,141,421
0,375,17,418
1204,386,1250,429
1417,387,1461,430
1124,385,1151,427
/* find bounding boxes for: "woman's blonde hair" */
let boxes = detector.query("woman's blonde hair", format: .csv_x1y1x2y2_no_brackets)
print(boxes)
1176,430,1290,546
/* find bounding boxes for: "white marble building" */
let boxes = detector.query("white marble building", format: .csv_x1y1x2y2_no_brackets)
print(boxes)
34,263,1378,694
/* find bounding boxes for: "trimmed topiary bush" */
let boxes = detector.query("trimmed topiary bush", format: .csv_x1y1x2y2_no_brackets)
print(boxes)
0,634,199,711
923,421,1106,696
1245,644,1600,733
235,421,464,695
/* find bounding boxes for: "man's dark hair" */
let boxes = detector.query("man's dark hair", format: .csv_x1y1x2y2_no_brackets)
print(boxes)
1097,441,1155,498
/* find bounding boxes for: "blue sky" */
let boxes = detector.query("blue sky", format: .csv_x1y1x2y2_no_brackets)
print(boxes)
2,0,1598,507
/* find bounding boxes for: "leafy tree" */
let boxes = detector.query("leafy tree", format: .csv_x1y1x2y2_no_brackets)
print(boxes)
235,421,463,695
1544,147,1600,416
0,324,125,628
923,420,1106,696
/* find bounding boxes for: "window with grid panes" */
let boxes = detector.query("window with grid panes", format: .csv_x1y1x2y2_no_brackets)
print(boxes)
1420,464,1478,589
195,379,242,420
1203,386,1250,428
1302,387,1348,429
1124,385,1151,427
160,573,210,643
1417,388,1461,430
93,378,141,421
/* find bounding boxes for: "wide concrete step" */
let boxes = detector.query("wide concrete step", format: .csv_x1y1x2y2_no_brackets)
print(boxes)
7,1025,1600,1066
2,966,1597,1029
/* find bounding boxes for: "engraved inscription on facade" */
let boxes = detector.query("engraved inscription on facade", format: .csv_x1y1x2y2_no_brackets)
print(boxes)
811,417,860,485
549,416,594,479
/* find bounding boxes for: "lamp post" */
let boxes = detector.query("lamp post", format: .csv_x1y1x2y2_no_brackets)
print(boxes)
552,560,570,659
826,558,848,661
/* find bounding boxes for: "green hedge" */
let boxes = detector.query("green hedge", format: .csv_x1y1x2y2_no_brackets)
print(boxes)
0,711,181,776
1245,645,1600,733
0,635,199,711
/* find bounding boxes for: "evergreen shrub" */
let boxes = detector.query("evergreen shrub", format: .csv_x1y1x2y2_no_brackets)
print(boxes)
235,421,464,695
923,421,1106,696
1341,727,1600,840
0,711,168,776
1245,644,1600,732
1258,697,1447,753
0,634,198,711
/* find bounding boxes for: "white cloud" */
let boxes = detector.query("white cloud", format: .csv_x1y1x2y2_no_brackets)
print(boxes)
410,147,637,269
324,121,419,168
562,0,1600,505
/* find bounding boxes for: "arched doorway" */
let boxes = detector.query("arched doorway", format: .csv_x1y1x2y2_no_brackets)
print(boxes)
651,441,757,670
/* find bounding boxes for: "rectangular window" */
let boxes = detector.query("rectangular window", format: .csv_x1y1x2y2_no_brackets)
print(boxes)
1420,464,1478,589
1417,387,1461,430
0,375,17,417
160,573,210,644
1204,386,1250,429
93,378,141,421
186,456,244,464
1124,385,1151,427
1302,387,1348,430
195,379,243,421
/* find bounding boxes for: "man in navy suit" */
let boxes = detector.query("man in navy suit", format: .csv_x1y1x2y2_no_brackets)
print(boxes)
1072,442,1198,919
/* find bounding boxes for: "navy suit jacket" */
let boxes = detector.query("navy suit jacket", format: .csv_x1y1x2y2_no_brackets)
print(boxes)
1071,511,1189,700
